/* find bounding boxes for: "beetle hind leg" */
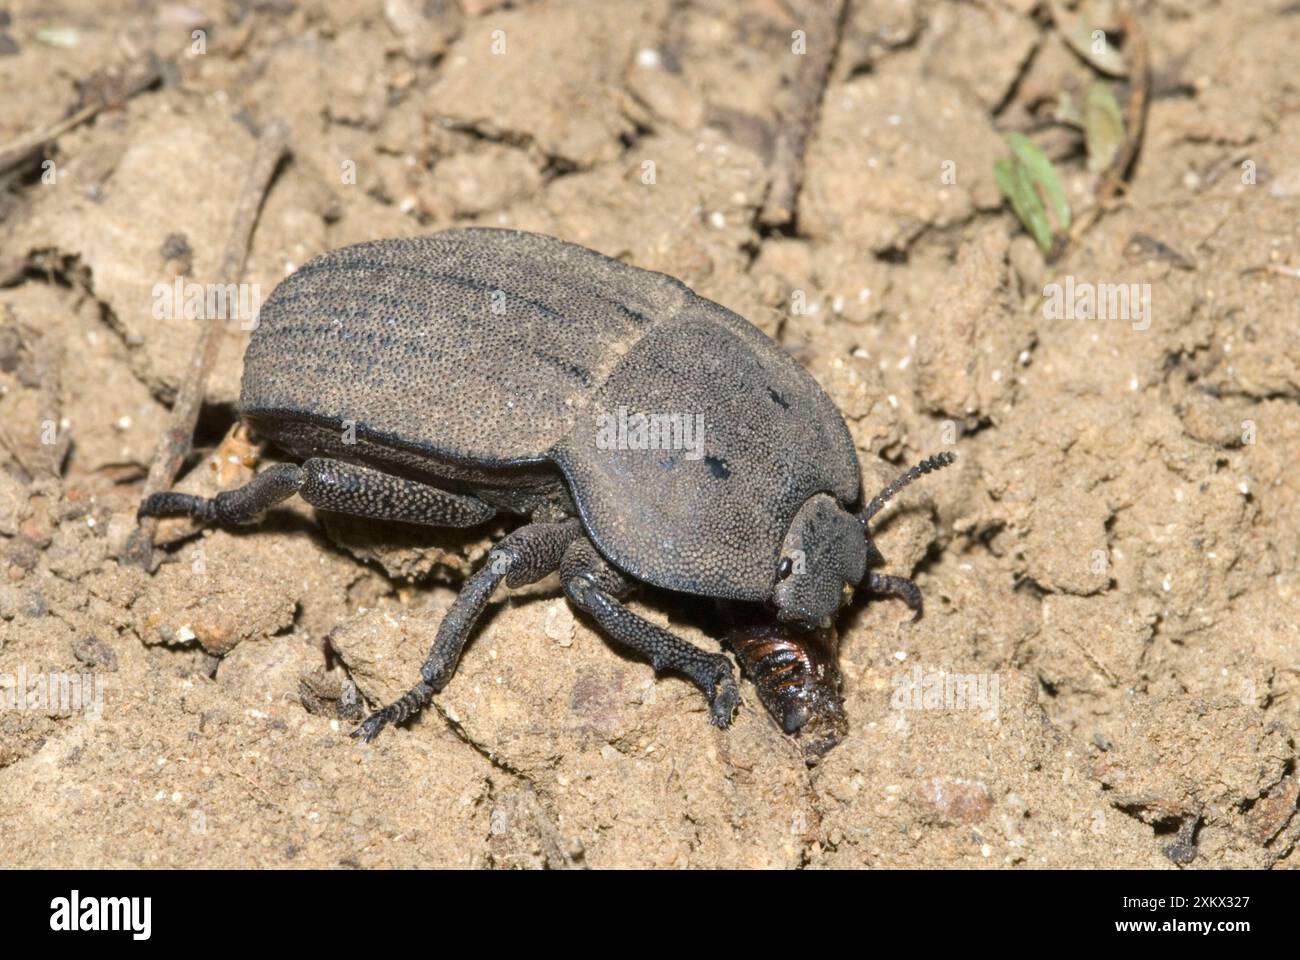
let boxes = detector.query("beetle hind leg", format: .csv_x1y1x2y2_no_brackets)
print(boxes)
138,457,496,528
138,462,305,525
352,518,583,742
560,538,740,728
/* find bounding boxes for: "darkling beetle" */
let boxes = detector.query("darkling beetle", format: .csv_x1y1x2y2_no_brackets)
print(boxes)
139,229,955,743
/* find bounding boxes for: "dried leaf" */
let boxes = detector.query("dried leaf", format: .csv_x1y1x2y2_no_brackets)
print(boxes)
1055,89,1084,128
1084,81,1126,174
1054,1,1127,76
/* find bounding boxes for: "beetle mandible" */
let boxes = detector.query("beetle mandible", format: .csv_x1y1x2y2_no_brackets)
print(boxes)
139,229,955,742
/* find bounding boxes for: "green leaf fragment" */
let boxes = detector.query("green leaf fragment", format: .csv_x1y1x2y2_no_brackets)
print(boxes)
995,134,1072,254
995,157,1052,254
1006,133,1071,232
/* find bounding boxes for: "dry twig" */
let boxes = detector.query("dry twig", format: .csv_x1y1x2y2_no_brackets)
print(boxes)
759,0,848,228
121,120,289,568
0,54,165,174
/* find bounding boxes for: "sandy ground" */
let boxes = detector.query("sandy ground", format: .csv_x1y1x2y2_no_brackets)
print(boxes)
0,0,1297,869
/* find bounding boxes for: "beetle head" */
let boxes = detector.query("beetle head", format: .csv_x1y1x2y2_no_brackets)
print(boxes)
772,494,868,629
772,453,957,629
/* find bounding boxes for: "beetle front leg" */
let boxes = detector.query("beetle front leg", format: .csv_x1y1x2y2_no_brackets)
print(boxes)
560,538,740,728
352,518,583,742
867,572,923,619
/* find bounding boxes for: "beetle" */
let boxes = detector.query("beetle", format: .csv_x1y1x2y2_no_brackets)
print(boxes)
138,228,954,743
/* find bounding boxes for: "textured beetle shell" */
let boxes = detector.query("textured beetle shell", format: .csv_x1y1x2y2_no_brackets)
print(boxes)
241,228,861,600
243,230,682,464
551,297,860,598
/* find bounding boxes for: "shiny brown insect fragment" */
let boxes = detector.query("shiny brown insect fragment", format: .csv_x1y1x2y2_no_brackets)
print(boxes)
725,622,847,762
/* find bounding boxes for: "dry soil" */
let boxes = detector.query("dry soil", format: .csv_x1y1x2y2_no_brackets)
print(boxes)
0,0,1297,868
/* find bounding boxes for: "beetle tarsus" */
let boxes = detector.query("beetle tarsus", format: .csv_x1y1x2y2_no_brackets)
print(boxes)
351,711,391,744
137,491,218,523
707,665,741,728
352,681,434,742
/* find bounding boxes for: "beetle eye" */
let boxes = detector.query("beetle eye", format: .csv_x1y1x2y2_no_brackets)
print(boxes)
776,557,794,581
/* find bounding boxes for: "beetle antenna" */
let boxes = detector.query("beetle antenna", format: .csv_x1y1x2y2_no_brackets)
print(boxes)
860,452,956,525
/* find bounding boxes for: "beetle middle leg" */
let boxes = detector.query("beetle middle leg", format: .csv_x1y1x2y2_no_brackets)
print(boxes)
352,517,584,742
138,457,497,528
560,538,740,728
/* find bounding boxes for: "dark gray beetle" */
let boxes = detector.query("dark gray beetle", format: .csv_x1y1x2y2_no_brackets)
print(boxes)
139,228,954,743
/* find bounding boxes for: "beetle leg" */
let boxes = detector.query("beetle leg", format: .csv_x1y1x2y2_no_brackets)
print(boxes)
297,458,495,527
138,457,496,528
351,519,583,743
867,572,923,620
560,538,740,728
137,463,305,524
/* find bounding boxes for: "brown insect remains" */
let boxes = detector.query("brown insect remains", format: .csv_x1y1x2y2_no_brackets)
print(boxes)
724,621,847,762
